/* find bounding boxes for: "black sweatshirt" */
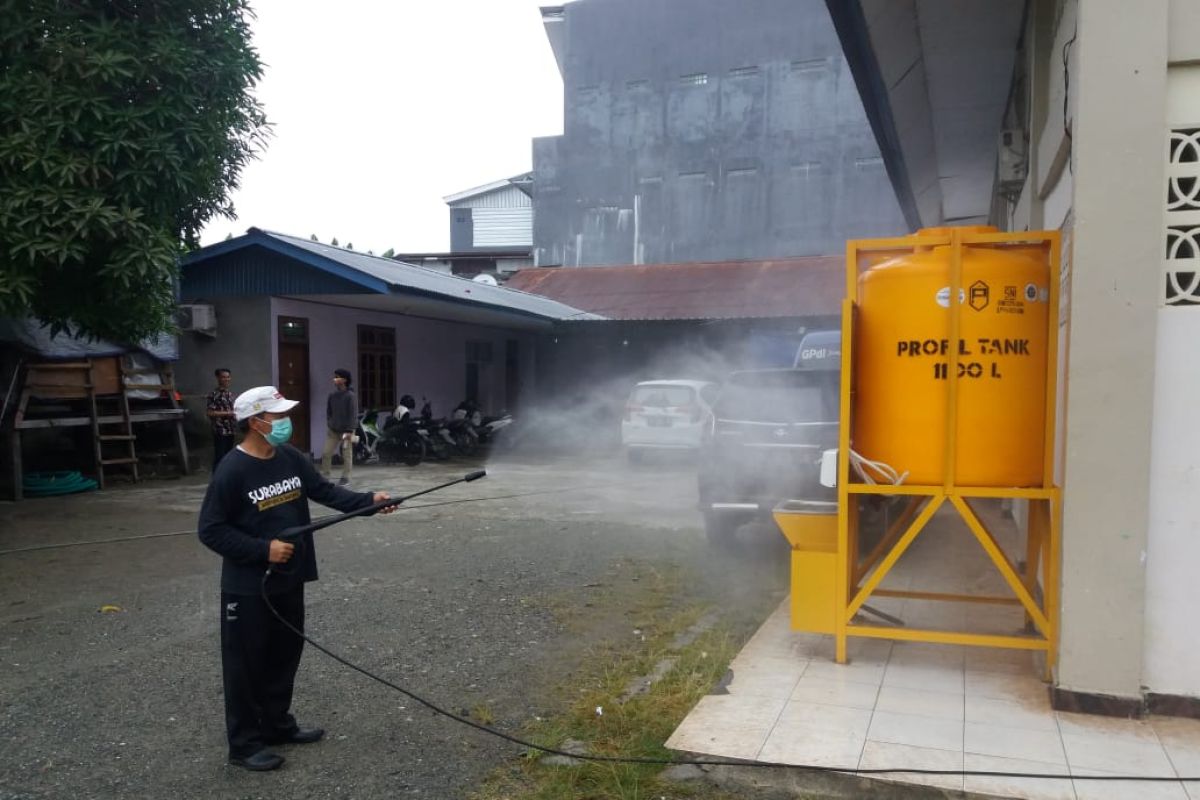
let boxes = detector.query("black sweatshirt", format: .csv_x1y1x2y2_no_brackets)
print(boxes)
197,444,375,595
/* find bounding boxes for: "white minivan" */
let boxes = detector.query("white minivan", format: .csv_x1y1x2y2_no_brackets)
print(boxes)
621,379,719,458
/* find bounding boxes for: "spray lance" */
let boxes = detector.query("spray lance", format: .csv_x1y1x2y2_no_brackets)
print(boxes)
266,469,487,578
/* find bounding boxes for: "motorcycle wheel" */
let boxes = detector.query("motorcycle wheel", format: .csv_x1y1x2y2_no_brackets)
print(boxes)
400,434,425,466
421,433,449,460
453,431,477,456
376,440,399,465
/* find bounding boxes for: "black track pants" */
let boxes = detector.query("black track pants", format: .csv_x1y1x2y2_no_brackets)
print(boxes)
212,434,235,471
219,585,305,759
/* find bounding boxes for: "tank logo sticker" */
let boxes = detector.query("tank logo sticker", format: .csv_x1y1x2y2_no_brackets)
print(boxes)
969,280,990,311
997,283,1045,315
1000,285,1024,315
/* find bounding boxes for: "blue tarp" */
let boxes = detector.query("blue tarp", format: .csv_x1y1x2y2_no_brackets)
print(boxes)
0,317,178,361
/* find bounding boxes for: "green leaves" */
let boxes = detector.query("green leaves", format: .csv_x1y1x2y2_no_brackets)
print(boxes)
0,0,270,342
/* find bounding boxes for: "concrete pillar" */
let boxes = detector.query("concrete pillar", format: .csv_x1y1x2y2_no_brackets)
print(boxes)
1056,0,1167,698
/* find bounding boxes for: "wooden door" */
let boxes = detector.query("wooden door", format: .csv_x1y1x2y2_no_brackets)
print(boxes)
277,316,310,452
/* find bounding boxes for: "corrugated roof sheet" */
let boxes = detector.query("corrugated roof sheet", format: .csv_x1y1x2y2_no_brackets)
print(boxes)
442,171,534,204
504,257,844,320
184,229,601,321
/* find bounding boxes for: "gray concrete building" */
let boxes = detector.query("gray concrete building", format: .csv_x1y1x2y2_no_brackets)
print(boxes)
532,0,907,267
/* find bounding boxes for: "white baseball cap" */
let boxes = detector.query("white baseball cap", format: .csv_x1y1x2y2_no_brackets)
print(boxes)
234,386,300,421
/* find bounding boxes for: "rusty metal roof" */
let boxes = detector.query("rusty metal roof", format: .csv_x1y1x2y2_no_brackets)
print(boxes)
504,257,844,320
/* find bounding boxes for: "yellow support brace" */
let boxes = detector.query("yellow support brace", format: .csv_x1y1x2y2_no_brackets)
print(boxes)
849,625,1052,651
845,494,945,621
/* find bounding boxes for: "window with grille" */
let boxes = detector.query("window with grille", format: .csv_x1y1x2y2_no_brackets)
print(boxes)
357,325,396,410
1166,127,1200,305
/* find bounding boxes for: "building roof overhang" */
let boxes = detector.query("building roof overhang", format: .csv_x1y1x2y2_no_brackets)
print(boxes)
825,0,1025,229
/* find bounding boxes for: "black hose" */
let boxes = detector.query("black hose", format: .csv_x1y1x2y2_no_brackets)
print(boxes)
252,468,1199,783
259,576,1199,783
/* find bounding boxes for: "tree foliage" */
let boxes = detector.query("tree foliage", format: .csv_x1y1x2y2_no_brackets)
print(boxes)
0,0,270,341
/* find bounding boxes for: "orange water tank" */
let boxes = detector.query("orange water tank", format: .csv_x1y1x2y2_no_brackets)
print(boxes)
853,227,1050,487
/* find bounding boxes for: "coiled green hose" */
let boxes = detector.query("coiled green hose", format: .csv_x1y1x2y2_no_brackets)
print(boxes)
23,471,99,496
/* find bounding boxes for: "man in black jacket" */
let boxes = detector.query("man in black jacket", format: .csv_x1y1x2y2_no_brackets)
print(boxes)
321,368,357,485
198,385,393,771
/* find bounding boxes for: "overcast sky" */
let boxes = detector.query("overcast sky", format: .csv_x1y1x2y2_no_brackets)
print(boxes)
199,0,564,254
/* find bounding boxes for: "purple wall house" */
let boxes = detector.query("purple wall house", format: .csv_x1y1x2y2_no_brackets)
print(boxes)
177,229,596,459
270,296,536,450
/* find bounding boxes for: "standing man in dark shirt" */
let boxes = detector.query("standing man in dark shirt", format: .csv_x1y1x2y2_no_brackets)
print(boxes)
198,385,393,772
321,368,357,485
205,368,236,471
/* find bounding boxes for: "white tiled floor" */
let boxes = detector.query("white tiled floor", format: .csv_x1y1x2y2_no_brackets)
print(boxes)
666,506,1200,799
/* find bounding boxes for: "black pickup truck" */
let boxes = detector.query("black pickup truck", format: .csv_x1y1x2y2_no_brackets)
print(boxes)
696,368,839,544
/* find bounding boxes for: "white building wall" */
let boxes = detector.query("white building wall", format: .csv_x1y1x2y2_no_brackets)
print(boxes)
1143,61,1200,698
1052,0,1166,701
1000,0,1200,702
472,207,534,247
450,186,534,248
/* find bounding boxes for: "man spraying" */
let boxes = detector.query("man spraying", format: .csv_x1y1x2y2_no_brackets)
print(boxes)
197,385,394,771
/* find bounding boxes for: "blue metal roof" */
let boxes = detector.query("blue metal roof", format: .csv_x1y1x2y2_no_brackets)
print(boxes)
181,229,602,322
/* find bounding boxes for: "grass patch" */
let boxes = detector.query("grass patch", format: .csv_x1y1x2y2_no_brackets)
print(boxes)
473,703,498,726
470,596,759,800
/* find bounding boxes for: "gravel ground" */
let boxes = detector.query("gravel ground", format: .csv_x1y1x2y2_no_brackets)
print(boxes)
0,450,789,799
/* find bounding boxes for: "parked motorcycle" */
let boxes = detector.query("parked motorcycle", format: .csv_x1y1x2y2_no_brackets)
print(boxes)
379,398,425,466
351,409,385,465
418,398,455,459
478,411,513,445
454,399,513,446
423,398,477,457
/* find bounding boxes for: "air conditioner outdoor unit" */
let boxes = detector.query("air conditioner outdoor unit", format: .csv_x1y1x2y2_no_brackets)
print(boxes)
177,303,216,334
997,129,1027,185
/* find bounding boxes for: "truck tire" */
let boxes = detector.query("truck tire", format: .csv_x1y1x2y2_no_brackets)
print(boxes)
703,512,741,547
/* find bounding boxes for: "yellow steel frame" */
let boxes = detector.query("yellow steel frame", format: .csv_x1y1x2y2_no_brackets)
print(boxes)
835,228,1062,677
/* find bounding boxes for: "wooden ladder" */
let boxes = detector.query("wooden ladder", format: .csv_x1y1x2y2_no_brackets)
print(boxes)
122,361,190,476
89,360,138,488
